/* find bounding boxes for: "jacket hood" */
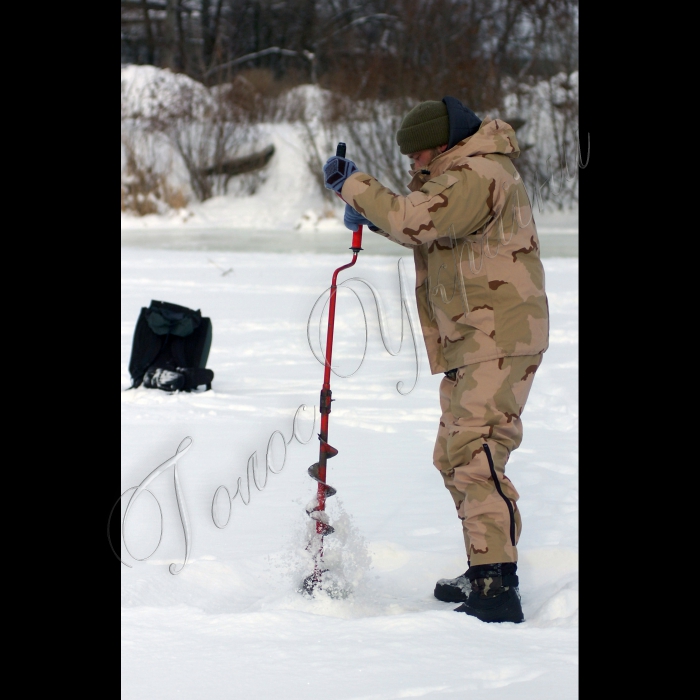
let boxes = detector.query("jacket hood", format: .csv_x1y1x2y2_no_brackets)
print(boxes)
429,118,520,175
442,96,482,149
457,118,520,158
406,118,520,189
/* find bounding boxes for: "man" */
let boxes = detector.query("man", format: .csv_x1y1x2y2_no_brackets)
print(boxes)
323,97,549,623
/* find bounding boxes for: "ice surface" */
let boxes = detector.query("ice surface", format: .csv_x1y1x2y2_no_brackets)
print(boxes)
121,249,578,698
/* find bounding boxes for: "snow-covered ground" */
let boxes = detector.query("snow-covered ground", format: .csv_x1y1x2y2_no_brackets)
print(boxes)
120,245,578,699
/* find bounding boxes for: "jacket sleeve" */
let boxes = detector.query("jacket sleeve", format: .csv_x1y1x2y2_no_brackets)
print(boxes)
367,225,415,249
340,169,495,246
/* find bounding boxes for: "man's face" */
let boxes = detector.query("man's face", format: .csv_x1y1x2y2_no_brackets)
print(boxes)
408,145,447,171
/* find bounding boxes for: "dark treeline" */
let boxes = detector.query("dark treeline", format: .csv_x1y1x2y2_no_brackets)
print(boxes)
121,0,578,111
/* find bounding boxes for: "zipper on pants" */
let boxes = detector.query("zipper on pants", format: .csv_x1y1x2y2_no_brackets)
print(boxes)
483,443,516,547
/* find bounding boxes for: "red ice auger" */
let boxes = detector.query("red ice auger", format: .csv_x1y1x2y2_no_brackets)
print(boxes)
301,142,363,596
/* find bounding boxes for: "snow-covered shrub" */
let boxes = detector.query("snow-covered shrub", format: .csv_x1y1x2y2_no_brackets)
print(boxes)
501,72,580,212
284,86,412,201
327,96,415,196
280,85,338,204
121,129,187,216
288,80,579,209
293,75,579,210
121,65,262,206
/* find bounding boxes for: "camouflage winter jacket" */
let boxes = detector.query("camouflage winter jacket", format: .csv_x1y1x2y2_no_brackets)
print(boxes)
340,118,549,375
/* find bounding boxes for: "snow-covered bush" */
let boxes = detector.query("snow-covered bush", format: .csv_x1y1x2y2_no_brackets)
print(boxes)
121,66,579,219
318,74,580,209
121,129,187,216
290,81,580,208
326,96,415,196
283,85,338,204
501,72,580,211
285,87,413,199
121,65,262,211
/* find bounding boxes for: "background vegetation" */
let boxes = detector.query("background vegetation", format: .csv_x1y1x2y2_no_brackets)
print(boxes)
121,1,580,213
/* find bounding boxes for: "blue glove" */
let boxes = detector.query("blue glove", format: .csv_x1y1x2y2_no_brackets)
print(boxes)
343,204,372,231
323,156,358,192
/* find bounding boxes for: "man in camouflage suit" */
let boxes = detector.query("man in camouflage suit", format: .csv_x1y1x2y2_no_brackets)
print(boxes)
323,97,548,623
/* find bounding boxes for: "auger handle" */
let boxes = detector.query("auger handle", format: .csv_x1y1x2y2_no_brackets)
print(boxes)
351,226,363,252
334,142,363,251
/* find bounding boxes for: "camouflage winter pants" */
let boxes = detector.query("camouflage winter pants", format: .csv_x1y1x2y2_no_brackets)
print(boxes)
433,354,542,566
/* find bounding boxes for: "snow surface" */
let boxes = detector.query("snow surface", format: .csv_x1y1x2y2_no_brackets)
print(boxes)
120,247,578,699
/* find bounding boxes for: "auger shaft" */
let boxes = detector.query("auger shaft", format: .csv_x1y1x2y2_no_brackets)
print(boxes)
315,252,359,524
304,143,363,594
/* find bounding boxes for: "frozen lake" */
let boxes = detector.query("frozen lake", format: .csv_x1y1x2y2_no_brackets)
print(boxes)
121,246,578,699
121,227,578,257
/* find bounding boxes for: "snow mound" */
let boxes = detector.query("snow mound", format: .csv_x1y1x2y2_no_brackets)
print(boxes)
121,64,212,120
121,65,344,231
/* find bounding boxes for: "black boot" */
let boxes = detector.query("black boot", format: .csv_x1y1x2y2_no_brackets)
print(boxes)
143,367,186,392
454,563,524,623
434,571,471,603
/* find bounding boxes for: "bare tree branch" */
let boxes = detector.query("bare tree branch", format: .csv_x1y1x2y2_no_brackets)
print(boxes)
205,46,307,77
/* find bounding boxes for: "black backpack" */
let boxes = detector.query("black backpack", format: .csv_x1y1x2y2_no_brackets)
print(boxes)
128,300,214,392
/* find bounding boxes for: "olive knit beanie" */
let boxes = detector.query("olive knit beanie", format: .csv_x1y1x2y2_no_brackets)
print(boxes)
396,101,450,155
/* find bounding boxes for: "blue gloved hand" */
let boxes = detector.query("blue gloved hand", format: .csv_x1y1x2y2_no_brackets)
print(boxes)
343,203,372,231
323,156,358,193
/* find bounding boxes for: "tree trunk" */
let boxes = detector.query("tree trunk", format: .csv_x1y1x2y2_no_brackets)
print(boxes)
177,0,188,73
140,0,155,64
162,0,177,70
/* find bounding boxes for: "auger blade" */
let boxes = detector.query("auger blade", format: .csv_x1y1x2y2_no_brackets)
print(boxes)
308,509,335,535
300,568,328,596
321,439,339,458
307,463,337,497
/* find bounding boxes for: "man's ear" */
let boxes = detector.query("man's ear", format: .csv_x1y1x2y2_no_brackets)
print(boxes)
439,144,449,153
